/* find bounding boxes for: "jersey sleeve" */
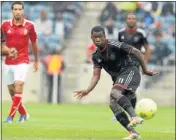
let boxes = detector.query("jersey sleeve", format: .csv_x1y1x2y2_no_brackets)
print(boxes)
92,53,102,69
139,29,148,45
120,42,133,55
29,23,37,42
1,23,5,42
118,32,121,42
142,34,148,45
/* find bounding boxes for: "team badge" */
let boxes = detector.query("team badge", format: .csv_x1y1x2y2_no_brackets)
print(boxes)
134,36,139,42
121,35,124,40
7,29,11,34
24,29,28,35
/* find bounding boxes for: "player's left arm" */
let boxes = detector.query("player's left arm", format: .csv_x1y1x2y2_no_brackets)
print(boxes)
120,43,158,76
142,33,152,64
143,44,151,64
30,23,39,71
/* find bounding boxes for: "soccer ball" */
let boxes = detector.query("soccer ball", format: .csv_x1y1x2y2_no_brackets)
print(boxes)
135,98,157,120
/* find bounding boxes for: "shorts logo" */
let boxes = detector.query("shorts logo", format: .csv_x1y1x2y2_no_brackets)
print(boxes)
118,78,124,83
97,59,102,63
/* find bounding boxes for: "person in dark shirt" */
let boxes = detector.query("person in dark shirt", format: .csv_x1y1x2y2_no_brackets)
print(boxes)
74,26,158,139
118,12,151,67
114,12,152,122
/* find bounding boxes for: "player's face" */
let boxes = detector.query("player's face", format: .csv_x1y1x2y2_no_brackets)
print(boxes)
12,4,24,20
126,14,136,28
91,31,106,49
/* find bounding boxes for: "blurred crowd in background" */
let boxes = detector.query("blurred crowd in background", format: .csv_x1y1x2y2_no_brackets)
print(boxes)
2,1,83,57
87,2,175,67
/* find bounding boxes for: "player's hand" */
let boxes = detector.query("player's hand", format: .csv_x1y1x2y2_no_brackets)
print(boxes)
74,90,89,100
143,69,159,76
33,60,39,72
8,48,17,59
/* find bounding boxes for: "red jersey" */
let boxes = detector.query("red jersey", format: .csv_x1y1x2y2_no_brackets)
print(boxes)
1,18,37,65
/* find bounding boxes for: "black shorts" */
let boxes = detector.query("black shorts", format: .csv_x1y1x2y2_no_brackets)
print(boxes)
113,66,141,92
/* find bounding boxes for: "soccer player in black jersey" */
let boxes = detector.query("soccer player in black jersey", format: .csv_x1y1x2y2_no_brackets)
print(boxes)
74,26,158,139
112,12,152,122
118,12,151,67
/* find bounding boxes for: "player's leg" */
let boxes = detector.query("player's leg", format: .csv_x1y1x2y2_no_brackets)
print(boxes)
7,84,27,118
123,91,137,109
112,66,143,127
4,65,15,123
112,91,137,121
7,64,29,123
109,96,138,134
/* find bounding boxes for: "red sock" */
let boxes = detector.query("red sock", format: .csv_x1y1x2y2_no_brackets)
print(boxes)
9,93,22,118
18,103,27,115
11,96,27,115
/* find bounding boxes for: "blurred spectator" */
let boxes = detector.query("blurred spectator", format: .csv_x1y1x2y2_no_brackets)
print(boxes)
161,2,174,16
35,10,53,36
86,42,96,64
42,50,65,103
55,13,65,43
99,2,118,24
104,17,118,40
149,30,172,66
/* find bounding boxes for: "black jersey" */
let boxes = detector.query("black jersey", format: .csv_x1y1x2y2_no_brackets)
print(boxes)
92,40,135,81
118,28,148,67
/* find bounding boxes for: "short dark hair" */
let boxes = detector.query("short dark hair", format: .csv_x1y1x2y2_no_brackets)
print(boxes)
125,12,136,20
91,26,105,35
11,1,24,10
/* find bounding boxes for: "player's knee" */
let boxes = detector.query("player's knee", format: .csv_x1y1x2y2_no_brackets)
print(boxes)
110,87,123,102
8,84,15,96
109,97,116,112
14,81,24,92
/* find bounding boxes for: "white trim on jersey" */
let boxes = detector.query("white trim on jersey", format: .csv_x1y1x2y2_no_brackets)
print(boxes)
108,40,122,48
137,28,147,38
118,28,125,33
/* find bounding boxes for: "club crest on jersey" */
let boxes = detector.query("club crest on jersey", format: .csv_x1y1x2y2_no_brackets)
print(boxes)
134,36,139,42
7,29,11,34
24,29,28,35
110,53,116,60
121,35,125,40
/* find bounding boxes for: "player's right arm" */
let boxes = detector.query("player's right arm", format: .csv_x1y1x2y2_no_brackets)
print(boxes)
74,53,102,99
74,67,101,100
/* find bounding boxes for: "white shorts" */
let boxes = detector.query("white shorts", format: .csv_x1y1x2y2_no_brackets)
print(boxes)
4,63,29,85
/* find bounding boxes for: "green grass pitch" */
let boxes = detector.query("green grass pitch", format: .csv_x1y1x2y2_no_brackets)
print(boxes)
1,102,175,140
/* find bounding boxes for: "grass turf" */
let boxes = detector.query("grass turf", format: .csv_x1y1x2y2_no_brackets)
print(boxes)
1,102,175,140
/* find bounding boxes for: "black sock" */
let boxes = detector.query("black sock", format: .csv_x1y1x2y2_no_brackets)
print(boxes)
115,110,137,133
117,96,136,117
131,98,137,109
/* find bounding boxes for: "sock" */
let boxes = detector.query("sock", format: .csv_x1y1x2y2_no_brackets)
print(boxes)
9,93,22,119
11,96,27,115
118,96,136,117
18,103,27,115
115,109,137,133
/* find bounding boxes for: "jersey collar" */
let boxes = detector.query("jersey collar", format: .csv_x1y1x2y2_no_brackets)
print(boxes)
125,27,137,33
10,18,26,27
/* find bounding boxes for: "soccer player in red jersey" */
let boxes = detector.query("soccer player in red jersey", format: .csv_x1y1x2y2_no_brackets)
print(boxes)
1,2,39,123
